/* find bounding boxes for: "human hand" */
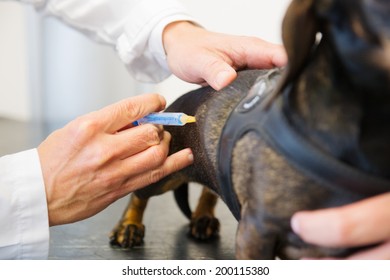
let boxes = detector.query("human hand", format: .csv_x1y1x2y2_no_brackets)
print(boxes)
291,193,390,259
163,21,287,90
37,94,194,226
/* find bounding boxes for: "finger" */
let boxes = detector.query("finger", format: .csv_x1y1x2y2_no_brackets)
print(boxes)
221,36,287,70
93,132,173,199
95,93,166,133
119,131,172,176
346,241,390,260
112,124,164,159
200,56,238,90
201,38,287,90
242,38,288,69
120,148,194,195
291,193,390,247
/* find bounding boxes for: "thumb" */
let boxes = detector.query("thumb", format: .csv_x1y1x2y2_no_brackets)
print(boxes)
203,60,238,90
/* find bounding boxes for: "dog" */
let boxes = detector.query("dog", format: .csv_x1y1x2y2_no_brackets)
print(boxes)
110,0,390,259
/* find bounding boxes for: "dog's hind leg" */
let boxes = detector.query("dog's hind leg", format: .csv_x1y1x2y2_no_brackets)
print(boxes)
189,187,220,240
109,194,148,249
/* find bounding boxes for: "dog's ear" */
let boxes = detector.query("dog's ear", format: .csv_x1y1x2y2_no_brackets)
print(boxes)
263,0,319,108
281,0,319,85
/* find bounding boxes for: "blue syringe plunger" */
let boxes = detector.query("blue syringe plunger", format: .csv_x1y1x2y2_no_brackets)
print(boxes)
133,112,196,126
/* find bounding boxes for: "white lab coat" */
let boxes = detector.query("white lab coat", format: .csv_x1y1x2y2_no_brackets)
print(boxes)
0,0,195,259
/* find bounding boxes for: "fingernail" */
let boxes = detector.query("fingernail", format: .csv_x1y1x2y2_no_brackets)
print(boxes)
157,94,167,108
215,70,233,90
187,149,194,163
291,214,301,234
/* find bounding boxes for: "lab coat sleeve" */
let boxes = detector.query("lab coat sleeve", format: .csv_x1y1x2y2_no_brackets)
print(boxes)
0,149,49,259
20,0,196,82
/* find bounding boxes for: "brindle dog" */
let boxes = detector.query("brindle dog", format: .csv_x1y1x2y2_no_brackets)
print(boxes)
110,0,390,259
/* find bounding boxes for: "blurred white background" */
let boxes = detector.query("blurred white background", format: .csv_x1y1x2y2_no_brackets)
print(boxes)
0,0,290,127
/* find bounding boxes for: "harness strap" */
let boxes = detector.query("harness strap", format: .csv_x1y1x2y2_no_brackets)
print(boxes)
217,70,281,220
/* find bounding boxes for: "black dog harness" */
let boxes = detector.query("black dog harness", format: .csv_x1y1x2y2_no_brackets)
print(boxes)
217,71,390,221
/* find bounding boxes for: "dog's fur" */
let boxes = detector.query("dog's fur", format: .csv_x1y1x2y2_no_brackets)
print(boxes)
110,0,390,259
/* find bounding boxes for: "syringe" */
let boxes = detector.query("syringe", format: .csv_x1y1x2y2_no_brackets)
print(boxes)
133,112,196,126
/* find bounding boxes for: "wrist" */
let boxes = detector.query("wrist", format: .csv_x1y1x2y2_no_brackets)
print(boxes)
162,21,203,55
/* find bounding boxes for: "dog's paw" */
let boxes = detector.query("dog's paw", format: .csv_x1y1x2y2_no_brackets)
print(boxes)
109,223,145,249
189,215,220,241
